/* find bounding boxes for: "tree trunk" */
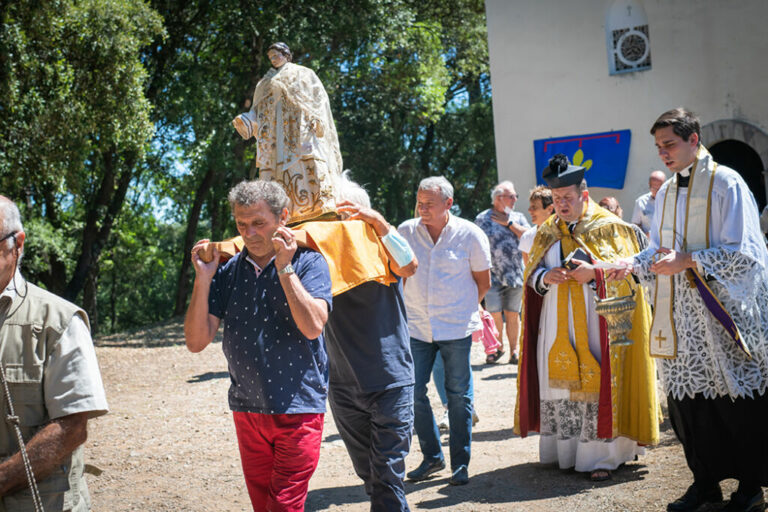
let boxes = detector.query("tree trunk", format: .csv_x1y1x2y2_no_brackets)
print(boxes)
64,151,136,303
210,190,223,242
419,123,435,173
469,157,492,207
173,165,216,316
110,249,118,332
31,183,68,294
82,262,99,334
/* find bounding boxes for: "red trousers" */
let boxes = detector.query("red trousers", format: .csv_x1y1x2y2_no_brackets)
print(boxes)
233,411,324,512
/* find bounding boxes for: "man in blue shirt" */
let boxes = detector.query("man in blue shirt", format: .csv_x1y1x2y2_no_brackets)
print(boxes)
326,174,418,511
184,180,332,512
474,181,530,364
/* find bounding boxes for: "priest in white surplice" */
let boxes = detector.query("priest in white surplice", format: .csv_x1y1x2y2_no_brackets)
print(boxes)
515,154,659,483
618,108,768,512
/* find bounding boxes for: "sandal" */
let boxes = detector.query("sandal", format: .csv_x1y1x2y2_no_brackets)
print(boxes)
485,350,505,364
589,469,611,482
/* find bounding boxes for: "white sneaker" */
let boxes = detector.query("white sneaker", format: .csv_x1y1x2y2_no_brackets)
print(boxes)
438,408,450,432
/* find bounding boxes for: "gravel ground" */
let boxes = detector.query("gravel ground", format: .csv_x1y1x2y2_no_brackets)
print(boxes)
85,319,746,511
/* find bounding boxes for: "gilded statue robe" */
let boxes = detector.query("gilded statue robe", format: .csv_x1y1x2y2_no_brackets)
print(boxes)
235,62,343,224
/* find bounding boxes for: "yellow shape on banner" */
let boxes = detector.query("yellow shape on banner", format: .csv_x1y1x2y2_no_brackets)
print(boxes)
573,148,593,170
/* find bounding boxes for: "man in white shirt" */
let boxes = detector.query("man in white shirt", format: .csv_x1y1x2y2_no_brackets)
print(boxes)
398,176,491,486
630,170,666,236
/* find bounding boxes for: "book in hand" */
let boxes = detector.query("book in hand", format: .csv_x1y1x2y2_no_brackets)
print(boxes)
563,248,591,270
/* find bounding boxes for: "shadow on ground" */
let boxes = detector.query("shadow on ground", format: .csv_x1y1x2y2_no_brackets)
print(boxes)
471,361,517,381
324,433,342,443
306,461,651,510
306,483,369,509
472,427,515,442
480,372,516,381
187,371,229,383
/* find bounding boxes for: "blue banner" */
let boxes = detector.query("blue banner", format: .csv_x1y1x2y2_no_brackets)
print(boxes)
533,129,632,189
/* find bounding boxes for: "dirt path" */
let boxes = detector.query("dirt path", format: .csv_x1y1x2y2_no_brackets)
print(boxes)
87,320,738,511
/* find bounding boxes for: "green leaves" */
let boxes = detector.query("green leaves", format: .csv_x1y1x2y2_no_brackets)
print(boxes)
1,0,163,200
1,0,496,333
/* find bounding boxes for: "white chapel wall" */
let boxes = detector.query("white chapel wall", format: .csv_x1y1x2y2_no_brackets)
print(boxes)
485,0,768,215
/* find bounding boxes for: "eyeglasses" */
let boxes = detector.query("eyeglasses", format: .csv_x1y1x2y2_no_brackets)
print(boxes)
0,231,17,244
498,194,518,199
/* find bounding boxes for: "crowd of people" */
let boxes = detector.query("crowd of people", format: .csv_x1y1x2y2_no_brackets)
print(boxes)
2,69,767,512
181,106,768,512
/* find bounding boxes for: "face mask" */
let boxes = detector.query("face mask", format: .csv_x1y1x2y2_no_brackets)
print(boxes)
380,229,415,267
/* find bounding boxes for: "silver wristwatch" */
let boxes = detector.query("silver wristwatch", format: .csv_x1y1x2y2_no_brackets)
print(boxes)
278,263,295,276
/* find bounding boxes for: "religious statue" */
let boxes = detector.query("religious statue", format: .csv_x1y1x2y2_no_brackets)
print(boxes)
233,42,342,224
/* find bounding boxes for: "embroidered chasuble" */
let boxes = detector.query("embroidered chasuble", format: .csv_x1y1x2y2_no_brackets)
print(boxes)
515,199,659,446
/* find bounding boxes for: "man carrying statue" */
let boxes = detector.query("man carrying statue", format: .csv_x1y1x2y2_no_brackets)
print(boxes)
233,42,343,224
612,108,768,512
515,154,659,482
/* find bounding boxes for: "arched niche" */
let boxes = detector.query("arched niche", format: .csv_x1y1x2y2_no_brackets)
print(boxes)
701,119,768,208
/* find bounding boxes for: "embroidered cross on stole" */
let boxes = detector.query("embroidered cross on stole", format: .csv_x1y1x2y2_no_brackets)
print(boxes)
650,146,717,358
547,220,602,402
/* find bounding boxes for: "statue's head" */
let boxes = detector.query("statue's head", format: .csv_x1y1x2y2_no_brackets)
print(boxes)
267,42,292,69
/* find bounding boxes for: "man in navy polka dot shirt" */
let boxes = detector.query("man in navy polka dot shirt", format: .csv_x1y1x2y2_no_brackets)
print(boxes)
184,180,332,512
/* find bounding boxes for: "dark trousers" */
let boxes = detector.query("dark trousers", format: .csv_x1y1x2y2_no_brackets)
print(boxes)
328,384,413,512
667,392,768,493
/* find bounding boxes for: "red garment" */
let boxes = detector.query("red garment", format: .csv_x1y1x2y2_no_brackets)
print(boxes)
233,412,324,512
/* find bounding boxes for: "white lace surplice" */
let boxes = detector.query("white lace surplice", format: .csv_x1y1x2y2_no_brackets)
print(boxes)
536,241,642,471
633,167,768,400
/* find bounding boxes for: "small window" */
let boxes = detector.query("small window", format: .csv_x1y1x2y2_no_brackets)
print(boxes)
606,0,651,75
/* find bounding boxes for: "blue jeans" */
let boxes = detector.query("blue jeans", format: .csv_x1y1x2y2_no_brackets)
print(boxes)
411,336,472,471
432,356,474,408
328,384,413,512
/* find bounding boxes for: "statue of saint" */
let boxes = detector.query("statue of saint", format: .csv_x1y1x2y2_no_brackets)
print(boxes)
233,42,342,224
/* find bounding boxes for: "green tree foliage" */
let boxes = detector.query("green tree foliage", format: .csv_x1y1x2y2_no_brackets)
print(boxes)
332,0,495,221
0,0,496,333
0,0,163,323
95,198,181,331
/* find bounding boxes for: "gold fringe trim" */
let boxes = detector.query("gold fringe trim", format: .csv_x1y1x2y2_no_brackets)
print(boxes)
569,391,600,403
549,378,581,391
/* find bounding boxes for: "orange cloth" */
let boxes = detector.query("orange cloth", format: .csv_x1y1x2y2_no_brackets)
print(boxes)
293,220,397,296
202,221,396,296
